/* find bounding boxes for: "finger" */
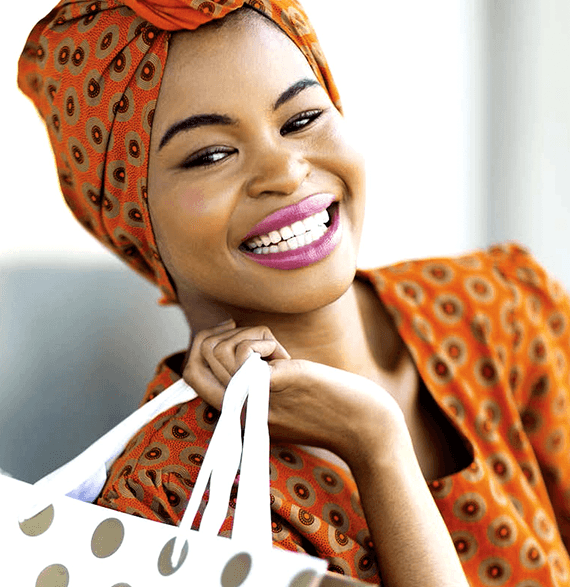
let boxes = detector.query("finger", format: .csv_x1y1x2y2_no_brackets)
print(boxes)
188,320,236,370
187,326,256,388
208,326,290,378
183,320,237,405
192,319,236,348
183,355,227,410
200,327,263,384
233,339,282,370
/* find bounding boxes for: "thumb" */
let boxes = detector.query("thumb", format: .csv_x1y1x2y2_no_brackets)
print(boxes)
234,338,290,370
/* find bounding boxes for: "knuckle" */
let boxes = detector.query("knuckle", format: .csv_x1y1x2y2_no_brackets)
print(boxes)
259,326,273,339
193,328,212,345
183,370,198,389
236,339,253,353
201,336,219,355
212,342,229,360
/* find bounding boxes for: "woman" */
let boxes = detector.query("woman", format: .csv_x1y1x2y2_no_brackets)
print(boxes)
18,1,570,585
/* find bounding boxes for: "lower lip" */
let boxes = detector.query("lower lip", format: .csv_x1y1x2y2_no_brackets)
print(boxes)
241,206,341,270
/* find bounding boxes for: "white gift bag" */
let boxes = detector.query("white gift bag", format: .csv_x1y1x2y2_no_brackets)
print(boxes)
0,353,372,586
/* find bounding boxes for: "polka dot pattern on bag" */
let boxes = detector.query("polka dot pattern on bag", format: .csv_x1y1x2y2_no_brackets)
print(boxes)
18,506,332,585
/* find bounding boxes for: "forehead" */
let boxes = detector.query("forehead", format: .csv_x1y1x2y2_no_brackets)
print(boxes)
156,12,317,117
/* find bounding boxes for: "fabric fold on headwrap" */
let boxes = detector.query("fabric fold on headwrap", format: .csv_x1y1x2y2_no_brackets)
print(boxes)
18,0,341,304
120,0,246,30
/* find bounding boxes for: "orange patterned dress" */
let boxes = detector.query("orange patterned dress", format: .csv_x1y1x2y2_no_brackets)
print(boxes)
97,243,570,585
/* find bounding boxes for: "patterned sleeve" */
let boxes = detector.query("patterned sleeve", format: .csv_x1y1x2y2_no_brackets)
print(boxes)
492,243,570,552
95,398,311,556
95,400,231,531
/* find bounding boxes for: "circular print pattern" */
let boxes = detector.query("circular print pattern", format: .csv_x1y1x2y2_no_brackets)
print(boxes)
35,564,69,587
453,492,487,523
465,276,496,303
422,262,454,285
220,552,252,587
477,557,512,586
441,335,468,366
450,530,478,562
91,518,125,558
19,504,54,537
288,570,318,587
312,466,344,494
395,280,425,306
273,447,304,471
519,537,546,570
157,537,188,576
434,294,465,325
487,515,518,548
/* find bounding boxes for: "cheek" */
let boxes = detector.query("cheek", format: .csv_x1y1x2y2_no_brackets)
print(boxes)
156,185,233,254
178,186,208,215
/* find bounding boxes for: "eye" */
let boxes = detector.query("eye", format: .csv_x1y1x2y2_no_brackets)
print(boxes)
180,146,236,169
280,109,323,136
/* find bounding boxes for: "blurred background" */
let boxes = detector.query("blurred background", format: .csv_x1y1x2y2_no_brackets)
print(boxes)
1,0,569,482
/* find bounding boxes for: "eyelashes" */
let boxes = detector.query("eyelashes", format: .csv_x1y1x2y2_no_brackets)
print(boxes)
179,108,325,170
180,146,236,169
280,109,323,136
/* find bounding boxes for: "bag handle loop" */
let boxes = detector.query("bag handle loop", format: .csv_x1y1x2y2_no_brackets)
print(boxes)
171,353,271,565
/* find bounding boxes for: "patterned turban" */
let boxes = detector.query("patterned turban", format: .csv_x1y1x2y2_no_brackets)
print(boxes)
18,0,340,304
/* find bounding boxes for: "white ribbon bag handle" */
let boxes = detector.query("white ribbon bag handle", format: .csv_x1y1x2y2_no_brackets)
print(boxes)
18,353,272,566
170,353,271,564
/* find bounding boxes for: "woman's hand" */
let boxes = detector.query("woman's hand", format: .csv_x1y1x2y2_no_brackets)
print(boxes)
183,319,406,467
184,320,470,587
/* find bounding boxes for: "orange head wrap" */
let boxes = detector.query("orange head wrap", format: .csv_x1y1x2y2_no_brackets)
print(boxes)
18,0,340,304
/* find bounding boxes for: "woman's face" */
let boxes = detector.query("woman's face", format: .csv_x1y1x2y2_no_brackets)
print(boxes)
148,10,365,318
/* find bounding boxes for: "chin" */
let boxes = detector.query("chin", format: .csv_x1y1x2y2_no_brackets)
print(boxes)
241,255,358,315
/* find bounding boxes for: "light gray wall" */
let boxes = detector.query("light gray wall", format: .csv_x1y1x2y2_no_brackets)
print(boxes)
486,1,570,289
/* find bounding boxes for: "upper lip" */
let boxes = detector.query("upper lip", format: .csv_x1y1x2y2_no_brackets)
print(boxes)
242,193,337,241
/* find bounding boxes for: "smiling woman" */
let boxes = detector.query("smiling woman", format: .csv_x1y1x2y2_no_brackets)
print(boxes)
17,1,570,586
147,10,364,320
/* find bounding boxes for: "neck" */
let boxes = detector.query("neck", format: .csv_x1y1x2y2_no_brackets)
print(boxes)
183,276,404,380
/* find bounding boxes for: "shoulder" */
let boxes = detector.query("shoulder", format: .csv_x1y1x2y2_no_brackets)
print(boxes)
97,397,219,524
360,241,568,324
360,242,570,406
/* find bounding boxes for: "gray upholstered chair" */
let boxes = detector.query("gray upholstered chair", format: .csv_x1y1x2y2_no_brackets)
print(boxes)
0,256,188,483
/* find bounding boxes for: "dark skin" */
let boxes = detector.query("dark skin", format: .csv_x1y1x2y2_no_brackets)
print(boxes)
147,9,469,586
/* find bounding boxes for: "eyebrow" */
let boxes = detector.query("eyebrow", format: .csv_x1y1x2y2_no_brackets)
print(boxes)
158,114,235,150
158,77,321,151
273,78,321,110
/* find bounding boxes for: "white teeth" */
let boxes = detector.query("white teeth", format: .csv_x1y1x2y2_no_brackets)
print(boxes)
269,230,281,244
279,226,294,240
244,204,335,253
291,221,306,236
318,209,329,224
303,216,316,231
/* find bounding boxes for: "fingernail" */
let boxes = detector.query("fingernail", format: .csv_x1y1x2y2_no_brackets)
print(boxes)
218,318,234,325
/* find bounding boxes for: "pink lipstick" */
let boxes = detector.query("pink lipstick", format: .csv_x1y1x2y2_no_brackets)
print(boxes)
243,193,336,241
240,197,341,270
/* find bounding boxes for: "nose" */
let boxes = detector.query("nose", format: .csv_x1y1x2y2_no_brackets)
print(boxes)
245,140,310,199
